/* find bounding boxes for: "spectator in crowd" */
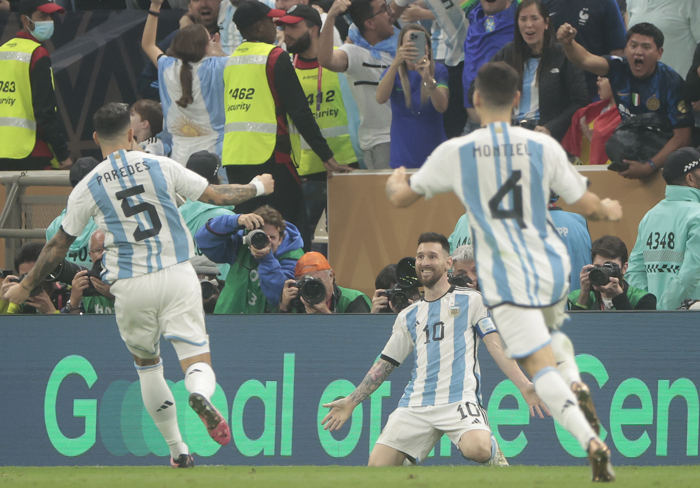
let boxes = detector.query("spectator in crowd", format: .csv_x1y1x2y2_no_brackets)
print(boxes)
190,255,222,314
65,230,117,315
142,0,228,167
683,42,700,119
130,100,171,156
375,24,448,169
0,242,68,314
463,0,518,131
275,0,342,47
558,22,694,179
490,0,588,142
451,244,478,290
319,0,397,169
0,0,72,171
218,0,277,55
196,205,304,313
561,76,620,165
179,151,235,279
627,147,700,310
279,251,371,313
223,1,344,250
569,235,656,310
543,0,627,98
46,157,100,269
137,0,223,100
448,213,472,253
127,0,190,8
370,262,420,313
276,5,358,238
390,0,469,138
548,194,591,292
627,0,700,82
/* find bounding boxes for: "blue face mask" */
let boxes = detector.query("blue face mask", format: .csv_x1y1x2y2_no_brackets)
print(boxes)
31,20,54,42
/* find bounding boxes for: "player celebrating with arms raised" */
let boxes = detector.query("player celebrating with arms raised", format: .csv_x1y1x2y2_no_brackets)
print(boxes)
5,103,275,468
322,232,548,467
384,62,621,481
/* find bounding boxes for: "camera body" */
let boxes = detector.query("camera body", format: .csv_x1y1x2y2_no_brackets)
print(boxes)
449,274,473,288
293,276,327,306
516,118,538,131
379,286,411,311
242,229,270,250
589,261,623,287
47,259,104,297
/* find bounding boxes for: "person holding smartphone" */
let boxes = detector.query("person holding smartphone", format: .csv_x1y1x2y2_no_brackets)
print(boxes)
376,24,449,169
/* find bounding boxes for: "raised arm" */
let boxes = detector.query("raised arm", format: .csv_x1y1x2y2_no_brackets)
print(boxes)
557,23,610,77
321,359,395,431
319,0,351,72
386,167,423,207
198,174,274,206
142,0,165,67
568,191,622,222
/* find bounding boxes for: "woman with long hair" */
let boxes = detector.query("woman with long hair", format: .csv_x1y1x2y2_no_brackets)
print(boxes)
376,24,449,168
141,0,227,166
490,0,588,141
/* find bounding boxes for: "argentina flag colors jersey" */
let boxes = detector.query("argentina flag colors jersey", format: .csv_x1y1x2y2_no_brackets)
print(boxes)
61,150,209,283
410,122,589,308
380,287,497,407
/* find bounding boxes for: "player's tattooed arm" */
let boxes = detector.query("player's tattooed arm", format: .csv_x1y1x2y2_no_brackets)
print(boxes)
199,184,258,206
347,359,395,405
21,229,76,290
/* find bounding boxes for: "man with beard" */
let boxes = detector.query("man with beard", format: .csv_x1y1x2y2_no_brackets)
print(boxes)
321,232,548,466
557,21,693,180
276,5,358,239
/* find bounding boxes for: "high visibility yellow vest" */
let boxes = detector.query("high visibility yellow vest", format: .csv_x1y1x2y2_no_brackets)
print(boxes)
0,37,40,159
293,61,356,176
223,42,300,166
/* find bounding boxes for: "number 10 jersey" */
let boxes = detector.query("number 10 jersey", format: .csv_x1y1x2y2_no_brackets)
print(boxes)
62,150,208,283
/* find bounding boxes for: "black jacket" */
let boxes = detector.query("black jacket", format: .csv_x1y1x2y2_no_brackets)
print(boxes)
684,42,700,103
490,41,589,141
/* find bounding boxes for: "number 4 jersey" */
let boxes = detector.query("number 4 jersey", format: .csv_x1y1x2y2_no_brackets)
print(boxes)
381,287,497,407
62,150,209,283
410,122,588,308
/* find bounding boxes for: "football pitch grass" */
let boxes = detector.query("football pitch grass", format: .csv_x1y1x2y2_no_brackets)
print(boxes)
1,466,699,488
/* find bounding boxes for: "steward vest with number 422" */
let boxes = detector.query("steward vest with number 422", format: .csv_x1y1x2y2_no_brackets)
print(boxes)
0,37,40,159
223,42,300,166
293,59,356,176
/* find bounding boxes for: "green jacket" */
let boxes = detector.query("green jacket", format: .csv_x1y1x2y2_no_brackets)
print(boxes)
627,185,700,310
178,200,234,279
82,295,115,314
448,214,472,254
46,209,97,269
288,284,371,313
568,281,656,310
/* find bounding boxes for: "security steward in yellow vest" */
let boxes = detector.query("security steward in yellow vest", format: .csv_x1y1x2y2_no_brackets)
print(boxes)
0,0,72,171
224,0,348,249
275,5,358,238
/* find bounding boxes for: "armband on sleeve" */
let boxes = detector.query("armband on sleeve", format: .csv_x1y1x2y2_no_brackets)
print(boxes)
476,316,497,338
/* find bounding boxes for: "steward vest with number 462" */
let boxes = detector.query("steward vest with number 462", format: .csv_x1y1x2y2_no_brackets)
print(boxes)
293,57,356,176
0,37,41,159
223,42,300,166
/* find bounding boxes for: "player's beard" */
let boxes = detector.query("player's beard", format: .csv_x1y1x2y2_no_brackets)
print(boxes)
287,32,312,55
417,266,444,289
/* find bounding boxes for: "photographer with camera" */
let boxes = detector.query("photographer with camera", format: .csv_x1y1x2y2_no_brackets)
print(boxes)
195,205,304,313
190,256,222,314
371,262,421,314
280,252,371,313
64,230,115,315
568,235,656,311
450,244,478,290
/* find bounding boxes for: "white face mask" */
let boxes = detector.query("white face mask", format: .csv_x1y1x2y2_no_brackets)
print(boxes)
30,20,55,42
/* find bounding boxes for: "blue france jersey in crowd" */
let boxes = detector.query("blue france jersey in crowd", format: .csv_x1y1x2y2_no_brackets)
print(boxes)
410,122,589,308
381,288,496,407
61,150,209,283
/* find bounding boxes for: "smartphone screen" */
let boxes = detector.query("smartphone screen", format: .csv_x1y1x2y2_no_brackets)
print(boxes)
409,31,426,62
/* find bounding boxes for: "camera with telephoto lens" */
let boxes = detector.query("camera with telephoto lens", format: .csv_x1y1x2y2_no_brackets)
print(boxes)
379,257,419,312
449,274,473,288
292,276,327,307
46,259,104,297
242,229,270,250
588,261,623,287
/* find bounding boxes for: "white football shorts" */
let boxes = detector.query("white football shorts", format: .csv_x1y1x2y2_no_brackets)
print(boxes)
110,261,209,360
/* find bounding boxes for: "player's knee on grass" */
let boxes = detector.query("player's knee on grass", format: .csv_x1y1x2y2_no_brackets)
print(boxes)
458,429,492,463
368,444,407,466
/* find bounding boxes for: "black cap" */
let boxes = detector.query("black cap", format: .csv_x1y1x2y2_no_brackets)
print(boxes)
275,4,323,28
233,1,286,32
662,147,700,184
186,151,221,183
19,0,65,17
69,157,99,187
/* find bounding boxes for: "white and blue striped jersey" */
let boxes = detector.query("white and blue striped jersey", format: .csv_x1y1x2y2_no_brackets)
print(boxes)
61,150,209,284
381,287,497,407
410,122,588,308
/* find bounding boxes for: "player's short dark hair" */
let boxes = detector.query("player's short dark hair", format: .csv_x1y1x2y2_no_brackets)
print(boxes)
14,241,44,273
627,22,664,49
418,232,450,256
94,103,131,141
130,100,163,136
347,0,374,36
474,62,519,109
375,264,397,290
254,205,286,236
591,235,628,264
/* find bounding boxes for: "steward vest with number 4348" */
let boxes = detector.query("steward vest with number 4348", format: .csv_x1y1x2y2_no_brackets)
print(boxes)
223,42,300,166
0,37,41,159
293,57,356,176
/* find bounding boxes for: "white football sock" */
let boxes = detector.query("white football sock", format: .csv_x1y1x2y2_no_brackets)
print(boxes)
533,366,596,451
184,362,216,399
551,331,582,387
136,360,188,459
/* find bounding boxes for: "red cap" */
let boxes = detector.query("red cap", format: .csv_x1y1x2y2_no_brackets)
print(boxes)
295,252,331,277
38,2,65,14
19,0,65,16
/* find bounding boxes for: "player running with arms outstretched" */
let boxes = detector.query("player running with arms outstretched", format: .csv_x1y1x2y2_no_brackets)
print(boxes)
384,62,622,481
5,103,275,468
322,232,549,467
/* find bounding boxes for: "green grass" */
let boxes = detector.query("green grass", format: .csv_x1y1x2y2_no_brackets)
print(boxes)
1,466,699,488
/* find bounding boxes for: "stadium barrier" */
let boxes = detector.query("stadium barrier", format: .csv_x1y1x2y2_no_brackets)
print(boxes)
1,312,697,466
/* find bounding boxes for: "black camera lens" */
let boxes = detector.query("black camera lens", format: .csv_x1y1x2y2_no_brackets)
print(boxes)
449,274,473,288
589,267,612,286
46,259,89,284
300,278,326,305
249,230,270,250
200,280,216,300
396,257,418,288
390,290,410,311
